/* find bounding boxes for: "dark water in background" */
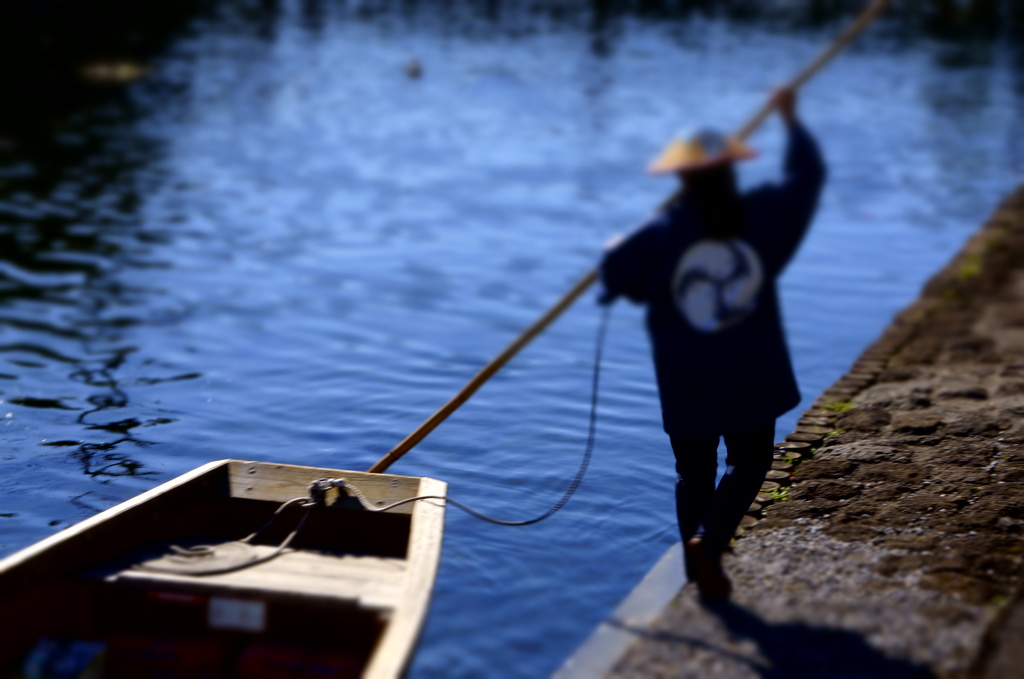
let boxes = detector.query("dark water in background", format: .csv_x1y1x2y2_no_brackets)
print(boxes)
1,1,1022,676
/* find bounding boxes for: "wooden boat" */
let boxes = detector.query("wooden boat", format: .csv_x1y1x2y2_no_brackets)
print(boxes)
0,459,447,678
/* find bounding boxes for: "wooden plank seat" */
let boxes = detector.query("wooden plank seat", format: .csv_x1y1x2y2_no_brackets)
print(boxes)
104,547,408,613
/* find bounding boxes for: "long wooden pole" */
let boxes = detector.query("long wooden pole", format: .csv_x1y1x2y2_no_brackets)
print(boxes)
367,0,888,474
735,0,890,142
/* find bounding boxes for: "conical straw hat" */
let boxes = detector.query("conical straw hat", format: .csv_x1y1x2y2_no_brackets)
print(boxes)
647,128,757,174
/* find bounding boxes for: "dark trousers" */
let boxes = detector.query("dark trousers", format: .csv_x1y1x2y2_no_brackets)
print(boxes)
671,423,775,557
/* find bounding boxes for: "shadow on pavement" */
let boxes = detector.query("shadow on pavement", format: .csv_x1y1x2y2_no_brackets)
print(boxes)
610,597,934,678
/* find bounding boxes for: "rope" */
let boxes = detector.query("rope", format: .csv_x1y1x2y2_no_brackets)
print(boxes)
329,304,612,526
135,497,315,576
135,306,612,578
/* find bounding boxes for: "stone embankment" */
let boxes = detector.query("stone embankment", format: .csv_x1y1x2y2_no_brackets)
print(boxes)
606,185,1024,678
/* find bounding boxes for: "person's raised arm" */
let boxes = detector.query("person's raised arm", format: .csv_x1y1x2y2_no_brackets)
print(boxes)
749,87,827,275
774,87,826,195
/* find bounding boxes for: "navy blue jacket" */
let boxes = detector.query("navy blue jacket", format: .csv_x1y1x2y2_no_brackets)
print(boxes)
601,123,826,438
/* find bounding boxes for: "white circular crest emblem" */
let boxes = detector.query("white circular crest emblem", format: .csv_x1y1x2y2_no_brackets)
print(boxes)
671,238,763,333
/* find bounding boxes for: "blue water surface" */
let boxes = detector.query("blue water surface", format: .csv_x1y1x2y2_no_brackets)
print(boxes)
0,3,1021,678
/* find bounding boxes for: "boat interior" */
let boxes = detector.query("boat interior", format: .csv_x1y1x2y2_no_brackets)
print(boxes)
0,460,441,678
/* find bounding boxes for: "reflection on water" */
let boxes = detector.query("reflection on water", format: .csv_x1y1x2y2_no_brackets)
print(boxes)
0,1,1022,677
0,94,190,480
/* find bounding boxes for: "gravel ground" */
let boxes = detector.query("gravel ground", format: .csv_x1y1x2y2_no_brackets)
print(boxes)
607,185,1024,679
